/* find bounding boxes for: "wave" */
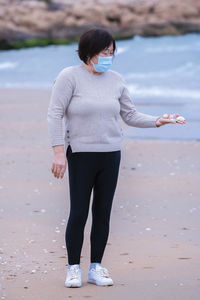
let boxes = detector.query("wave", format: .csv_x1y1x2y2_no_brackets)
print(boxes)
124,62,200,79
1,81,200,101
0,62,18,70
0,82,51,88
116,46,129,54
145,43,200,53
127,83,200,99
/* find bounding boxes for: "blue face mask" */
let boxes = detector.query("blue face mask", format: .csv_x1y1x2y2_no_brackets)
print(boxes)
91,55,113,73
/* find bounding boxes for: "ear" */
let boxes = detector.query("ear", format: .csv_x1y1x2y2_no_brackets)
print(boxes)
86,56,91,64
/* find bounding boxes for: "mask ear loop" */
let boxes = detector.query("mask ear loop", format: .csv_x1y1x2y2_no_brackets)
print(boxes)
87,56,98,73
90,55,98,69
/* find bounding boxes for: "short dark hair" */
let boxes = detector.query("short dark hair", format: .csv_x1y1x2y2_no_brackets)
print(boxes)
77,28,116,64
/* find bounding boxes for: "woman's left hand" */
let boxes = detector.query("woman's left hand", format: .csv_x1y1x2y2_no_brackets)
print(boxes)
156,114,186,127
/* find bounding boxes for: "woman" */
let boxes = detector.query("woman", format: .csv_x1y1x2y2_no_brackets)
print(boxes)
47,28,185,288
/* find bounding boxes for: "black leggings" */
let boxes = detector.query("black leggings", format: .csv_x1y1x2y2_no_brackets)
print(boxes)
65,145,121,265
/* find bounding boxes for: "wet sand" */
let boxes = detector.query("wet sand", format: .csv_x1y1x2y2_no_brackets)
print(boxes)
0,88,200,300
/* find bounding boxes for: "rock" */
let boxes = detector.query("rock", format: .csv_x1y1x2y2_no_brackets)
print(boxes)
0,0,200,49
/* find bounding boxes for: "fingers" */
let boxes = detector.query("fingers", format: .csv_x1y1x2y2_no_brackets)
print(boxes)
165,118,176,122
58,166,66,179
162,118,176,124
176,120,186,124
51,163,66,179
60,170,65,179
51,162,56,173
168,119,186,125
54,168,65,179
55,165,62,178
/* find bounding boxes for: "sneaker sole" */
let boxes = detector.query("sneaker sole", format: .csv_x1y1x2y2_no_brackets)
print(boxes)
64,282,82,288
87,278,113,286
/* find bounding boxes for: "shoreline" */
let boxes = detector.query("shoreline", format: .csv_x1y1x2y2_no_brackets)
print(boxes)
0,87,198,142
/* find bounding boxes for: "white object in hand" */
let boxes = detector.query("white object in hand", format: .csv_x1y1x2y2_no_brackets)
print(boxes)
162,113,185,122
163,113,176,120
176,116,185,122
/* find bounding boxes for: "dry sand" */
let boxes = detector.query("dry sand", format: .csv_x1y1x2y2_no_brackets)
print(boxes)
0,88,200,300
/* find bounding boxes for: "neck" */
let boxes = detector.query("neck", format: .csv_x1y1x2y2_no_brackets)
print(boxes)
82,62,102,76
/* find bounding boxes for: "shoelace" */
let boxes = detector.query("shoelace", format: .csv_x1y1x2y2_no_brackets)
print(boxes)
95,267,110,278
69,267,80,280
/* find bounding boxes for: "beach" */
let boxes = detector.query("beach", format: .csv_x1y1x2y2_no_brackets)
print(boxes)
0,88,200,300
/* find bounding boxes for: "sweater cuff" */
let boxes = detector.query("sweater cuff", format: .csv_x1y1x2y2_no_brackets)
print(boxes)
145,116,161,128
51,140,65,147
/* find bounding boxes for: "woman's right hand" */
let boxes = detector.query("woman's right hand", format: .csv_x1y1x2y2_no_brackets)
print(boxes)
51,145,66,179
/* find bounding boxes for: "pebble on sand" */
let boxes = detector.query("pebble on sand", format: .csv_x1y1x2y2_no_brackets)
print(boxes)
145,227,152,231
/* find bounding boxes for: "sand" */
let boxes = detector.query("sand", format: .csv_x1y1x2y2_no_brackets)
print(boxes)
0,88,200,300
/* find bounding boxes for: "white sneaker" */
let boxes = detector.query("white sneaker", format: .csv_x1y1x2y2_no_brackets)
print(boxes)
88,265,114,286
64,264,82,288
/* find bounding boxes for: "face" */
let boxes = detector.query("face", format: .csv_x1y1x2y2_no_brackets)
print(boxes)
90,43,114,64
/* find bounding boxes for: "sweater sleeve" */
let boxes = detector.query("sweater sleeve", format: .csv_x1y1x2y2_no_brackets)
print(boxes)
119,77,160,128
47,69,74,147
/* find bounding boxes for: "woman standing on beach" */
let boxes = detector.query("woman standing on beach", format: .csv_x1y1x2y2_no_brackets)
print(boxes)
47,28,185,288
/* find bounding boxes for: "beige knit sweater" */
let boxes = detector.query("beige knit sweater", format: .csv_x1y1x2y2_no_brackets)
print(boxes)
47,64,160,153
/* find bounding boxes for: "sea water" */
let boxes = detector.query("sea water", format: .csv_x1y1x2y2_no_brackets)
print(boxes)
0,33,199,140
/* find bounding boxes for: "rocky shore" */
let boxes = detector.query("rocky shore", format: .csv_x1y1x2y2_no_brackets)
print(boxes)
0,0,200,49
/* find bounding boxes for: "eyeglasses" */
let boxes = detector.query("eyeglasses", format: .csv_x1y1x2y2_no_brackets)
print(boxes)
101,49,114,56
